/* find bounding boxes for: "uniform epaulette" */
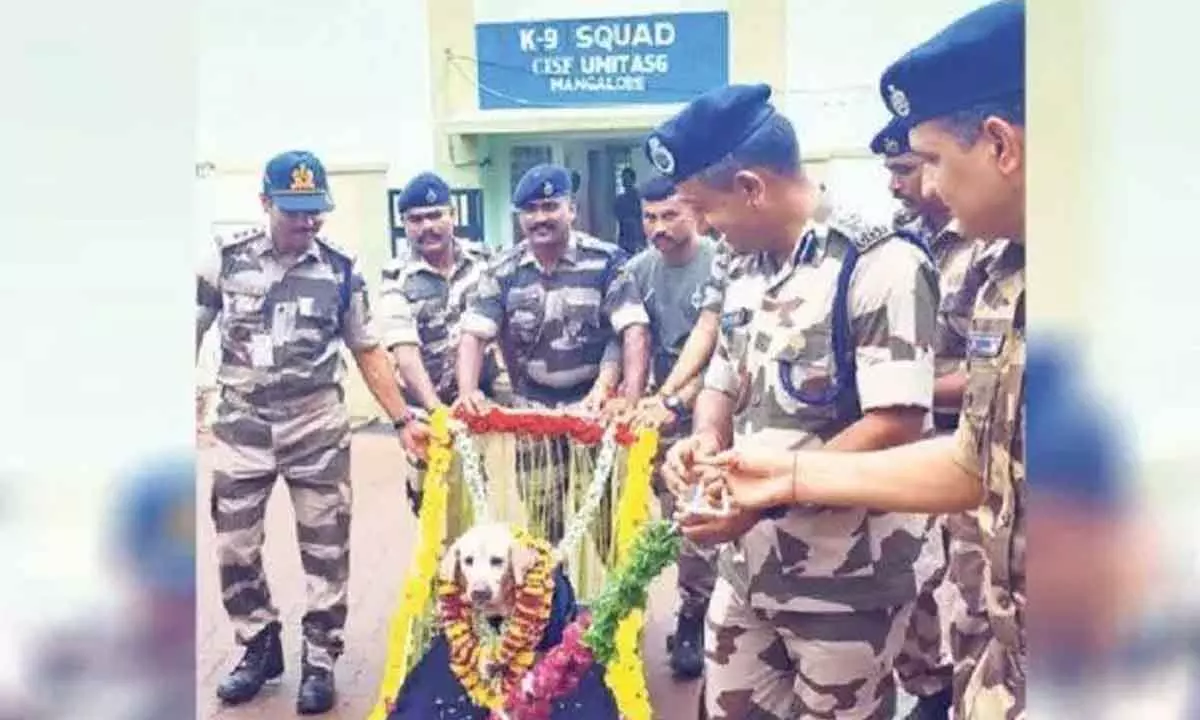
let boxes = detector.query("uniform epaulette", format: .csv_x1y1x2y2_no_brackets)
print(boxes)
575,232,620,256
216,226,265,251
315,236,357,264
828,211,894,254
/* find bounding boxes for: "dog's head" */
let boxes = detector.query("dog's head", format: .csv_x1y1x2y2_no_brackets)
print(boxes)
439,522,541,617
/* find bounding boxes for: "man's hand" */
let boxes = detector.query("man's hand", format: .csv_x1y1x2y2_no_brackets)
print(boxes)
576,387,610,415
699,442,795,510
398,420,432,460
631,395,677,432
452,389,491,417
677,505,760,545
662,432,721,501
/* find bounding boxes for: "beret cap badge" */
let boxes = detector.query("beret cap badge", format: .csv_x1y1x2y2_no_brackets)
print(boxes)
887,84,911,118
647,135,676,176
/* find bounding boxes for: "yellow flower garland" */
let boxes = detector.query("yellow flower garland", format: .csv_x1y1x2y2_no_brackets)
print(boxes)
604,427,659,720
369,407,453,720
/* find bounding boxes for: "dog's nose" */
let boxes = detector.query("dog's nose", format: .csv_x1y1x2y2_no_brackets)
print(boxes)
470,588,493,604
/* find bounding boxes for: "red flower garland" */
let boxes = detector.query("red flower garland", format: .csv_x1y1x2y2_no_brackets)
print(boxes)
453,407,637,446
502,614,597,720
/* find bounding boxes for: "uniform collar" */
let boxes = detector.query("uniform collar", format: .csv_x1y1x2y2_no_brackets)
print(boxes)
254,230,323,264
518,232,581,270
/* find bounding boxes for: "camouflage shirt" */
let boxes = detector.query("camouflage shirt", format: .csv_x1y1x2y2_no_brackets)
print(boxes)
196,229,378,407
459,233,649,405
904,218,1003,418
378,240,489,404
699,238,735,315
954,240,1026,658
704,212,940,613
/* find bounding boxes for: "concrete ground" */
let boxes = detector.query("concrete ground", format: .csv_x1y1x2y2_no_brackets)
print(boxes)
197,428,704,719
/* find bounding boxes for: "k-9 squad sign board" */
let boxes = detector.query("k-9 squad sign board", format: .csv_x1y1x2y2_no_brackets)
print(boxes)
474,11,730,109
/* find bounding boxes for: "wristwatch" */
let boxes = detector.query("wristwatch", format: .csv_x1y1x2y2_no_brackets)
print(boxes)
391,410,413,430
662,394,687,418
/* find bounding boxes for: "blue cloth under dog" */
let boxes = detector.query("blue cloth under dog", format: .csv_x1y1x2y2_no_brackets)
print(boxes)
388,566,621,720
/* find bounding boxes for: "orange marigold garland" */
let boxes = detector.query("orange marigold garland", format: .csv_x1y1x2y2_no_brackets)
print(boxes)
438,527,556,714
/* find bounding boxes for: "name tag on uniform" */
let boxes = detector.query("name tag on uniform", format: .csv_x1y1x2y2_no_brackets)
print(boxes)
271,302,297,345
967,331,1005,358
249,333,275,368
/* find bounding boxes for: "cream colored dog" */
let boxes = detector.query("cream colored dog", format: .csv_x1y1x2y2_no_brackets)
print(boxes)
439,522,541,619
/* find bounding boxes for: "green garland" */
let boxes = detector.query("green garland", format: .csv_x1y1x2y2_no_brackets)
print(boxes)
581,520,682,663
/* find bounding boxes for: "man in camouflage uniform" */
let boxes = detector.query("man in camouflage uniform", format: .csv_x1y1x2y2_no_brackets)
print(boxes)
622,174,722,679
872,117,1003,719
196,150,421,714
455,163,651,544
651,84,940,719
707,3,1028,717
379,171,506,514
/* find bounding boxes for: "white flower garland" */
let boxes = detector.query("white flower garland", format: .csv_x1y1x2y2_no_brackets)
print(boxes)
554,426,619,561
448,420,492,523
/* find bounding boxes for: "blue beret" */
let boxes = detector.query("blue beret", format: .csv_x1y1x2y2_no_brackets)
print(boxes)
398,172,451,213
512,163,571,208
869,116,912,157
880,0,1025,126
262,150,334,213
638,174,677,203
645,83,776,182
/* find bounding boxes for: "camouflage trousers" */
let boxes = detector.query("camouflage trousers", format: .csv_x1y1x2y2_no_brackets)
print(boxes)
209,387,352,671
944,509,996,719
652,437,717,618
894,516,953,697
705,576,915,720
958,636,1025,719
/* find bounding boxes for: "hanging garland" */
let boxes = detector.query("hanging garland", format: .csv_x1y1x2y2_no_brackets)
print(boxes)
554,426,620,561
371,406,454,720
439,526,557,715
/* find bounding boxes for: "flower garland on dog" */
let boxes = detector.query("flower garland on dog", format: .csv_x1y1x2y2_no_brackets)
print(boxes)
438,526,556,715
505,520,681,720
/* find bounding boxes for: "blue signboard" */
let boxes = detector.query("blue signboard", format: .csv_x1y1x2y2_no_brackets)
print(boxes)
474,11,729,110
388,188,485,258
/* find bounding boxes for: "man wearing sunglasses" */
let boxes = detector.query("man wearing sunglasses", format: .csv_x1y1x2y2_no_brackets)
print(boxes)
650,84,939,719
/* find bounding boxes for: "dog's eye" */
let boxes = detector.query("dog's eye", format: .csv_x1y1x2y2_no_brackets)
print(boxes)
462,555,474,567
489,556,504,568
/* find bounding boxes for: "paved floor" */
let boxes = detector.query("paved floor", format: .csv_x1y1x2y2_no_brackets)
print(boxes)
197,428,704,719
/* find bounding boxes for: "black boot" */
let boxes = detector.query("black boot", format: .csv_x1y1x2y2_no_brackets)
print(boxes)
903,686,952,720
666,609,706,680
296,662,336,715
216,621,284,705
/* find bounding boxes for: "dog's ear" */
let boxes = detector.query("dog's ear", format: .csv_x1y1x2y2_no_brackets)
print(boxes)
438,542,461,585
508,539,540,586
